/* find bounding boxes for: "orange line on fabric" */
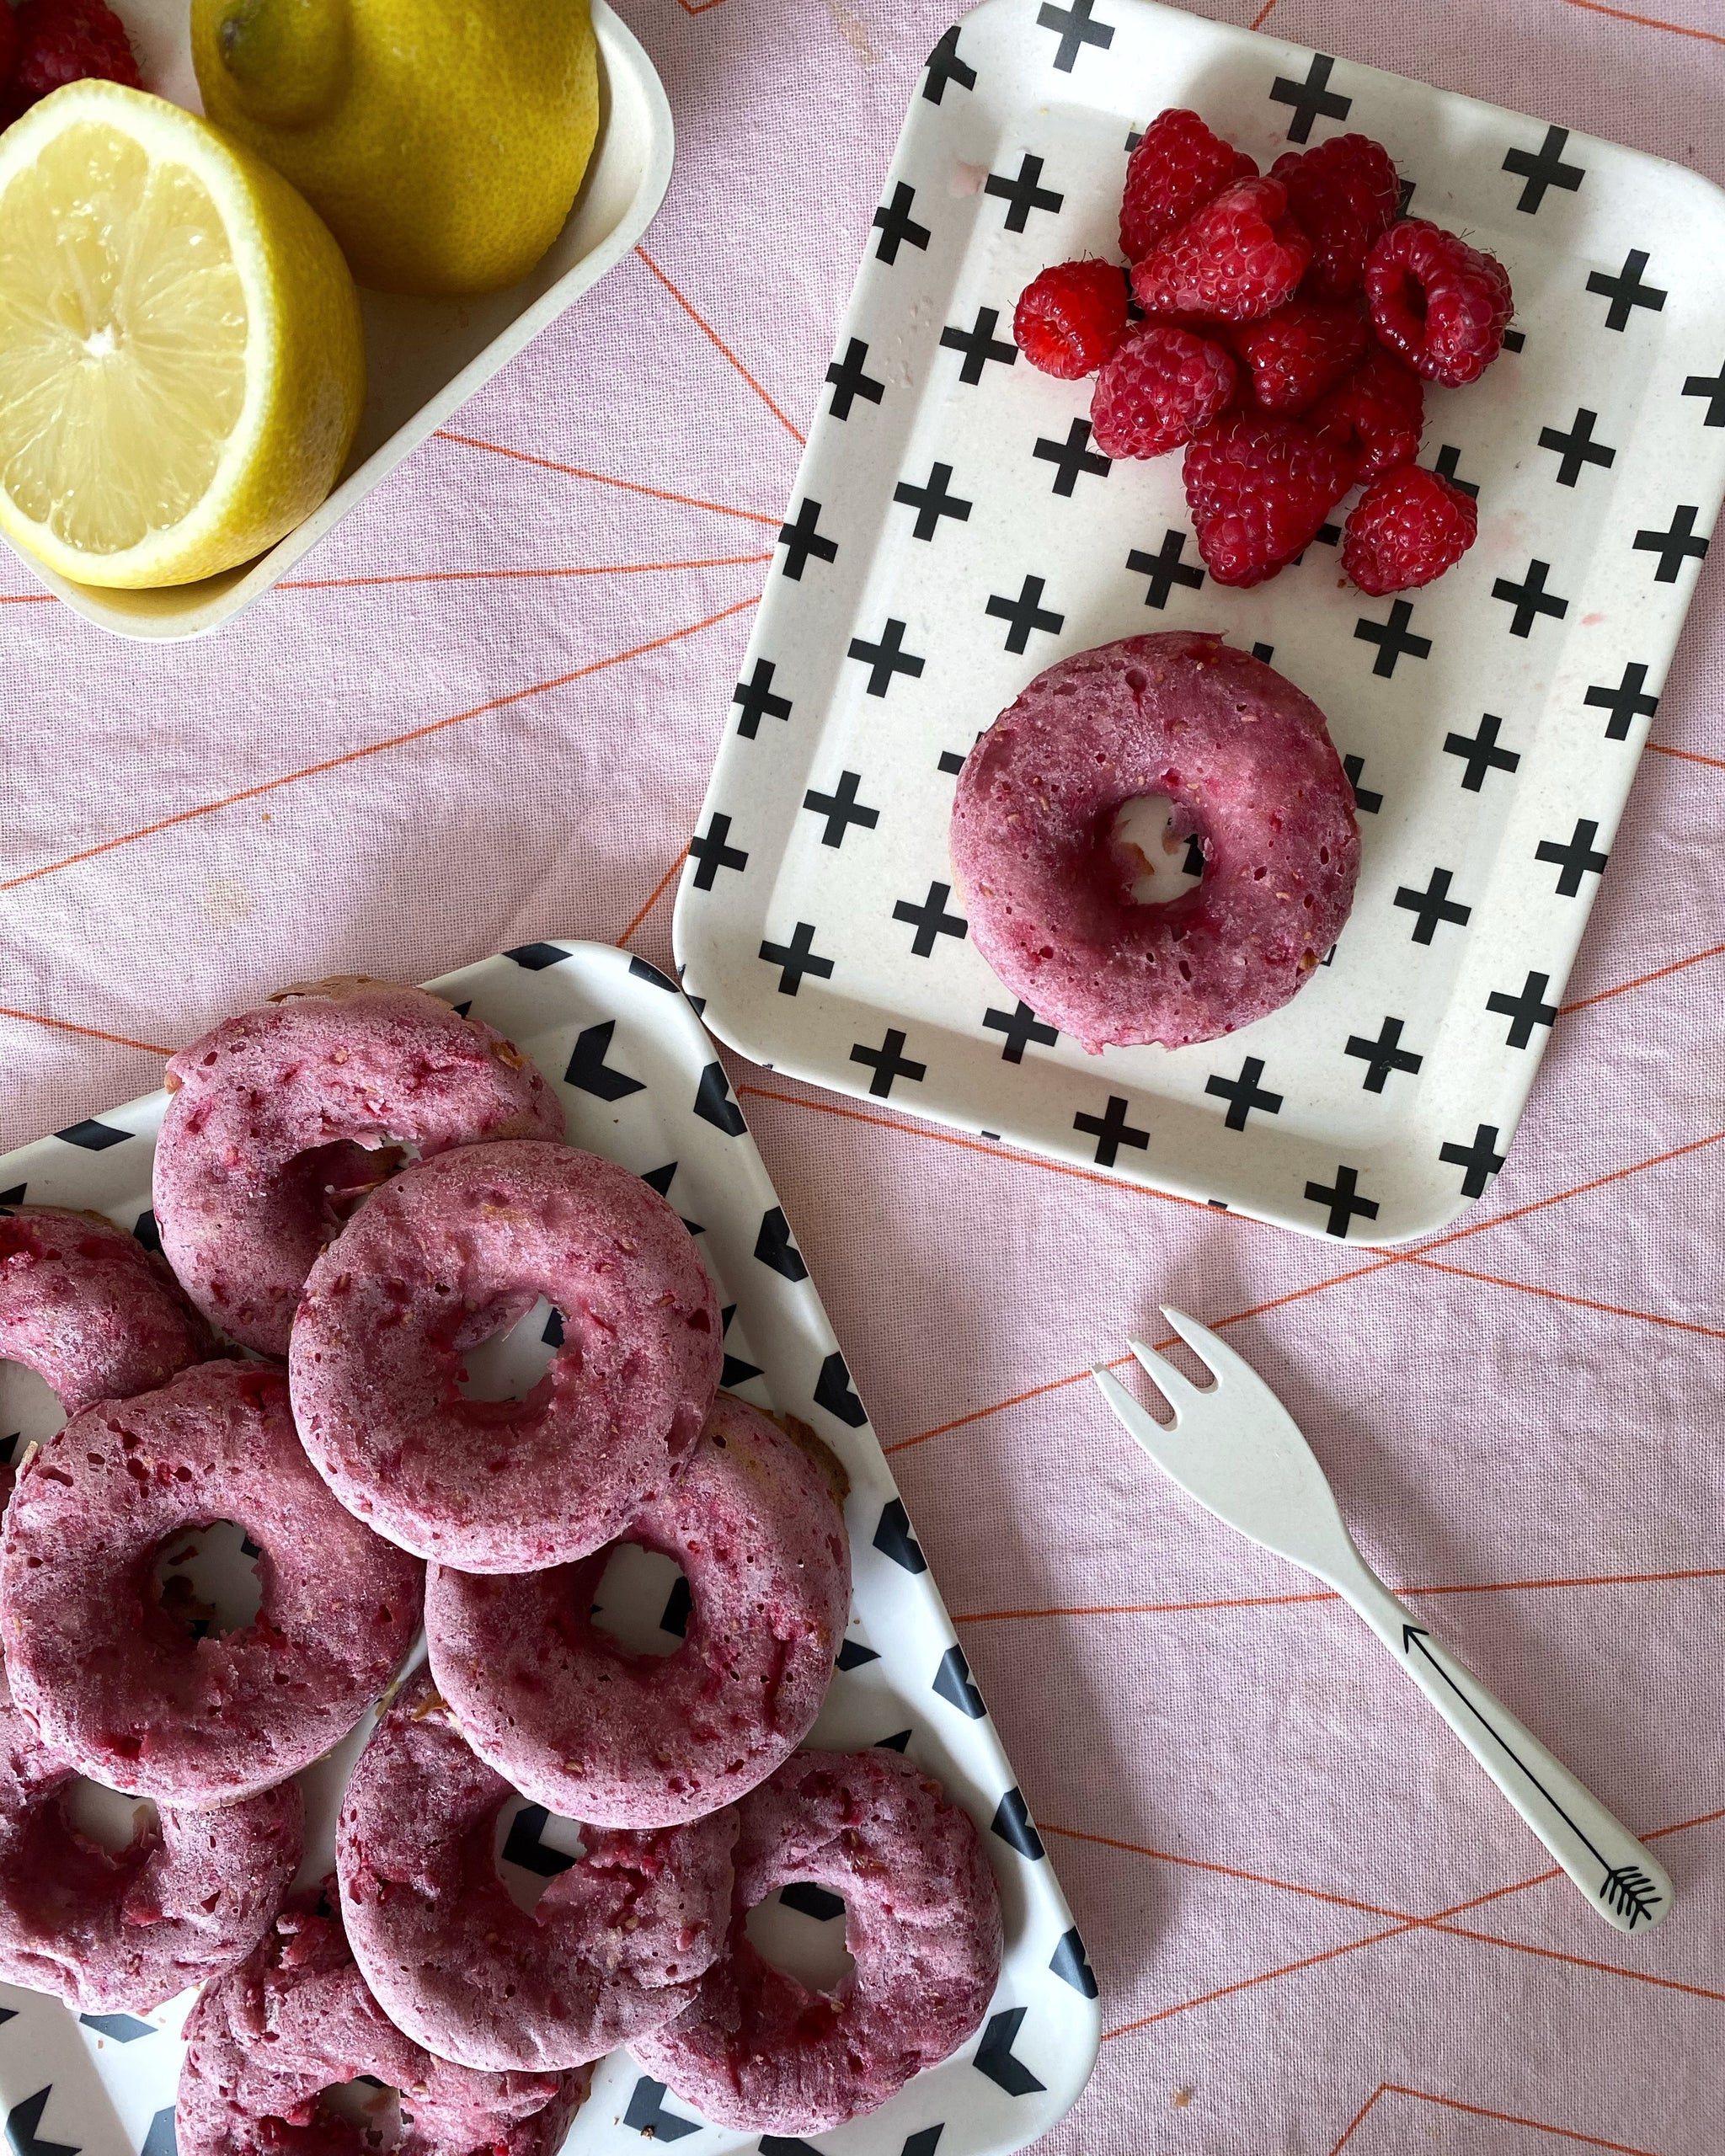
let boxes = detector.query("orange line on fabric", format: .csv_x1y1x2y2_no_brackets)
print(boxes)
1561,937,1725,1012
1248,0,1281,26
1103,1921,1417,2040
279,553,774,590
619,846,691,946
633,247,807,446
0,1006,174,1056
1562,0,1725,45
0,599,758,896
0,592,53,605
434,430,782,526
1040,1822,1412,1921
1406,1254,1725,1337
1333,2083,1664,2156
1646,739,1725,771
1429,1920,1725,2004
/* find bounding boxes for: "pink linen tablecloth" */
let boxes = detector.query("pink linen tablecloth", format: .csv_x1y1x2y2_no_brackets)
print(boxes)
3,1,1722,2148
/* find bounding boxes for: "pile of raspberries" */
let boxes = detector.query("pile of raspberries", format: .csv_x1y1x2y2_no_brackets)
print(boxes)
1013,110,1514,595
1,0,141,130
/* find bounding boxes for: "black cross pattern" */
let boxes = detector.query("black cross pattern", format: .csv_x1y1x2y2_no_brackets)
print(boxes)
894,460,973,540
688,810,748,889
1127,528,1204,607
923,23,976,103
803,769,879,847
986,574,1065,653
1342,754,1382,814
622,2080,699,2143
1536,817,1610,896
985,152,1064,232
1345,1015,1423,1093
777,496,837,581
1538,407,1616,487
1440,1123,1508,1198
1039,0,1114,72
1586,248,1666,331
1491,558,1569,637
1431,443,1480,499
1074,1094,1149,1167
984,1001,1059,1062
847,618,926,696
1487,970,1559,1047
825,336,885,421
851,1028,927,1097
1304,1164,1380,1239
564,1020,644,1102
1444,712,1520,791
1034,417,1111,496
1394,867,1471,944
975,2007,1049,2096
894,879,968,955
1633,504,1709,583
1585,660,1658,740
1205,1056,1284,1130
872,181,931,265
1270,52,1351,142
1682,362,1725,427
733,657,791,739
1503,124,1584,213
941,306,1018,383
760,922,835,995
1354,599,1432,677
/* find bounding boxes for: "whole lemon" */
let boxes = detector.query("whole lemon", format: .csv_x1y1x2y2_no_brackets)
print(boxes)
190,0,599,297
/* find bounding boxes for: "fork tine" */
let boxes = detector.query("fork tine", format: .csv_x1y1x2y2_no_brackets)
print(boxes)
1091,1365,1170,1454
1124,1337,1205,1425
1157,1306,1270,1396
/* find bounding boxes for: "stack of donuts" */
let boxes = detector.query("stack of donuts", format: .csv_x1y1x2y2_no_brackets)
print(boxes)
0,978,1003,2143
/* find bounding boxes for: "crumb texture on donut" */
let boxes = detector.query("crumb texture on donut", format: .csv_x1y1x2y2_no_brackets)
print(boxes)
633,1748,1003,2133
153,980,565,1358
951,631,1360,1051
425,1393,851,1825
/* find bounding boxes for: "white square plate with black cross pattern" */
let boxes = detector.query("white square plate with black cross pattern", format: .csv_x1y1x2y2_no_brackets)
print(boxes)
672,0,1725,1246
0,943,1099,2156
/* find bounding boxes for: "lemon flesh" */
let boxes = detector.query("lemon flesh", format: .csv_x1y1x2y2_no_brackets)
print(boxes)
0,80,365,590
192,0,600,298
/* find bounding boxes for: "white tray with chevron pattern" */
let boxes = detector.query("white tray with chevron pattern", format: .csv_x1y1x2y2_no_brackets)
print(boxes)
674,0,1725,1247
0,942,1099,2156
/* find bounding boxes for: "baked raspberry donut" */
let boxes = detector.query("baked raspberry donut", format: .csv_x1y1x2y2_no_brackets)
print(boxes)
0,1362,422,1806
291,1141,722,1573
176,1883,589,2156
951,632,1359,1052
0,1204,212,1421
633,1750,1003,2133
426,1395,849,1825
154,978,565,1358
337,1671,737,2071
0,1642,302,2010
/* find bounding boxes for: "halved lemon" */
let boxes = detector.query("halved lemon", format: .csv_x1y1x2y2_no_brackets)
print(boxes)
0,79,366,590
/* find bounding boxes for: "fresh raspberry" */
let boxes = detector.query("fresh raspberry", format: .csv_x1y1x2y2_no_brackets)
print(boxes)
1224,297,1369,415
1013,259,1130,379
1365,219,1514,386
1090,323,1237,459
1271,135,1401,300
1183,414,1358,587
1310,344,1424,483
1343,465,1477,594
1132,177,1312,326
9,0,141,110
1120,109,1258,263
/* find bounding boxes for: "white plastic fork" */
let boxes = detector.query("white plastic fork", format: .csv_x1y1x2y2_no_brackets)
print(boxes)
1093,1308,1672,1935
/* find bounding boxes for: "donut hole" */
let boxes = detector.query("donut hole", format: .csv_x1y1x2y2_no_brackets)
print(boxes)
317,2078,403,2146
63,1775,158,1855
745,1883,857,1996
493,1791,587,1915
1110,794,1206,905
0,1360,69,1463
456,1294,563,1405
295,1139,417,1238
589,1543,689,1660
152,1518,264,1640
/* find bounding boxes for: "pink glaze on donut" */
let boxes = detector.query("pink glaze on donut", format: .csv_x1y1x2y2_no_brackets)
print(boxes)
951,632,1360,1051
0,1205,213,1419
425,1395,850,1824
290,1141,722,1573
0,1645,302,2010
633,1749,1003,2133
153,979,565,1358
175,1883,589,2156
337,1670,738,2071
0,1362,423,1806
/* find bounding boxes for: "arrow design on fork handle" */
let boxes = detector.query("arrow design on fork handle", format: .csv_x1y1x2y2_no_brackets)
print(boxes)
1400,1626,1663,1929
